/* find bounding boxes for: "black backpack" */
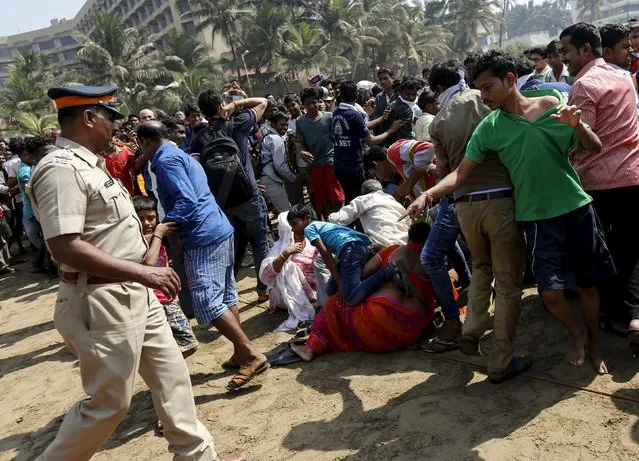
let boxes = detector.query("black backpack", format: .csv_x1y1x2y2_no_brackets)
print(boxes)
200,120,254,209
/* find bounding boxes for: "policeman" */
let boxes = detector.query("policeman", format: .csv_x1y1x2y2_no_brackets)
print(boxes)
27,85,245,461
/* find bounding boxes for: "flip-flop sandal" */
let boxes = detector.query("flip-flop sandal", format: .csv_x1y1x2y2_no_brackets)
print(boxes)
0,267,16,275
489,355,533,384
390,260,415,298
457,335,481,357
227,362,270,391
268,346,303,367
421,337,458,354
221,357,240,369
629,330,639,355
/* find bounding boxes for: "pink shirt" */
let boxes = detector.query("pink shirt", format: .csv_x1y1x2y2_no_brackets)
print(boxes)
569,58,639,191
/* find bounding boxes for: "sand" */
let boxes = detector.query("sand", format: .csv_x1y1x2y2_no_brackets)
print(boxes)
1,266,639,461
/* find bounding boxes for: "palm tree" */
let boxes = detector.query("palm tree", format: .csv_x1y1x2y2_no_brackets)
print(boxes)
164,30,215,72
446,0,501,54
75,12,169,87
16,112,58,135
576,0,609,22
499,0,517,47
276,22,329,80
186,0,251,80
238,1,289,74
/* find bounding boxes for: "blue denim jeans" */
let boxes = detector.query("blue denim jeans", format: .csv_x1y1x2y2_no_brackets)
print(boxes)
339,241,392,306
225,194,270,291
421,196,471,319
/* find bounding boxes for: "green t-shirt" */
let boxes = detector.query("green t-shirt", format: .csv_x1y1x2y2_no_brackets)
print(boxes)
465,89,592,222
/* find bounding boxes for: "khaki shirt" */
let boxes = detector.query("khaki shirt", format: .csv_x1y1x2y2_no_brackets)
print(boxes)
26,136,147,272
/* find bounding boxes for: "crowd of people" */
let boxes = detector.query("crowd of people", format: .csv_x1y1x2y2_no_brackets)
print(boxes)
2,18,639,461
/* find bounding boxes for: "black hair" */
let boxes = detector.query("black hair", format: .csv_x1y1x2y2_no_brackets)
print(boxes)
24,136,53,155
300,87,321,104
371,85,383,97
528,46,547,59
363,145,388,170
471,50,518,81
339,80,358,103
599,23,631,49
559,22,603,57
132,195,158,214
546,39,563,55
283,93,300,105
57,104,107,126
628,18,639,31
193,120,208,135
136,120,168,141
515,56,536,77
128,114,139,121
287,203,317,223
161,117,185,132
417,90,437,111
463,53,481,67
396,76,422,93
184,103,201,116
429,59,464,90
320,78,335,88
8,137,24,155
421,67,431,76
271,111,290,124
197,89,224,118
377,67,394,78
408,221,431,245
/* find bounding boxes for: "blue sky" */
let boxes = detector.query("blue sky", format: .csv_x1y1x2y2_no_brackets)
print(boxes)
1,1,86,36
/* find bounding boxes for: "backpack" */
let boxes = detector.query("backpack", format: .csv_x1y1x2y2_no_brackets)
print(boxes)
200,120,254,209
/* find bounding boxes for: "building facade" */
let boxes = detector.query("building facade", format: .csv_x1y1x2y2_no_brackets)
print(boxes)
571,0,639,24
0,0,227,80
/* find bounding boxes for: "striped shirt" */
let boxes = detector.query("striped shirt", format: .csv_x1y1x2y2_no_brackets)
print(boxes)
569,58,639,191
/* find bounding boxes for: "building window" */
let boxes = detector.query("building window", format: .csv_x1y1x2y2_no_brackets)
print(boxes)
59,36,76,46
38,40,55,50
158,16,166,30
178,0,189,14
49,53,60,63
182,21,195,33
63,50,77,61
151,22,160,33
0,63,9,74
156,40,164,51
0,48,10,58
155,0,162,7
165,9,173,22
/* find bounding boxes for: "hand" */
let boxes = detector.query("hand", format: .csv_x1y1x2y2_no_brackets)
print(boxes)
138,266,181,299
300,151,314,163
383,107,392,120
155,221,177,238
550,104,581,128
389,119,404,133
426,164,438,177
401,192,432,221
393,182,411,201
221,102,237,118
284,242,304,257
258,183,267,195
364,100,375,116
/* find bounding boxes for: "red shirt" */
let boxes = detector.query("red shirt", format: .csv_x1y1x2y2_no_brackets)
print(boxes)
100,146,136,195
569,58,639,191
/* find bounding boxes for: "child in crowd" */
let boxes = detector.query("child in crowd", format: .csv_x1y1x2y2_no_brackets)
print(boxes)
287,203,411,306
132,196,198,359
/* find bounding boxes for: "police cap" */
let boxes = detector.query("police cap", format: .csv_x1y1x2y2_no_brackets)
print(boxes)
47,85,125,120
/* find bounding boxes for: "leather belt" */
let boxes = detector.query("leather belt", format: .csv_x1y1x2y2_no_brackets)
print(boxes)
455,189,513,203
61,271,126,285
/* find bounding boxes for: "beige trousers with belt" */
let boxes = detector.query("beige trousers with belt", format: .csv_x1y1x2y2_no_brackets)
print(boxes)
455,197,526,377
37,276,216,461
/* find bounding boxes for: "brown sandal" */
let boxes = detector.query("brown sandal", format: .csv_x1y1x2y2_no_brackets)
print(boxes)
226,362,270,391
221,357,240,369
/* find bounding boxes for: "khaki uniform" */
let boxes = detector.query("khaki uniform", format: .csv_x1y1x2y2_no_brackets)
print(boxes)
27,137,215,461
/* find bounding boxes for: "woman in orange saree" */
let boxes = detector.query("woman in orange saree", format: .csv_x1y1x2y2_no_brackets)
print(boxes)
291,222,457,360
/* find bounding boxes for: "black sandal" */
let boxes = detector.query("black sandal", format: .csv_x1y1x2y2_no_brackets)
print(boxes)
390,260,415,298
489,355,533,384
268,345,303,367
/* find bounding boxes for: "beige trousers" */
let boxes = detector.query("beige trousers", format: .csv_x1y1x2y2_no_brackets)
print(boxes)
37,277,216,461
455,197,526,377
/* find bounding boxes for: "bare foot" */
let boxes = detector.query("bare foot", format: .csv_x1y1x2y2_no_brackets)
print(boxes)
216,453,247,461
242,351,268,370
567,333,585,366
589,344,609,375
290,343,314,362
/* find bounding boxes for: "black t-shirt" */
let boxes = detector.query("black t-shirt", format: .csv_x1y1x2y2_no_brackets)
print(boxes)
380,99,415,147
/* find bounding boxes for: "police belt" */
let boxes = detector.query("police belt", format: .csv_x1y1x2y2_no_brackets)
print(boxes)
61,271,126,285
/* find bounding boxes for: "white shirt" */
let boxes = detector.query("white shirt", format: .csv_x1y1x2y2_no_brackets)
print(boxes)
544,64,571,84
3,156,22,204
414,113,435,142
328,190,409,247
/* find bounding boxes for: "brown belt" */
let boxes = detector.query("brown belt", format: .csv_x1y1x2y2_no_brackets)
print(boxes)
61,271,126,285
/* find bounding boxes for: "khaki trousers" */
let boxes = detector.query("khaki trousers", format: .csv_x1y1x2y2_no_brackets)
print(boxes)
455,197,526,377
38,277,216,461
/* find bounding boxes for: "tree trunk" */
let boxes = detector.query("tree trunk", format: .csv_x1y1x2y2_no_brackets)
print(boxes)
499,1,507,48
225,31,242,82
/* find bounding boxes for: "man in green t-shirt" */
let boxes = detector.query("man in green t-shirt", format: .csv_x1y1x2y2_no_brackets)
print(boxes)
406,50,615,376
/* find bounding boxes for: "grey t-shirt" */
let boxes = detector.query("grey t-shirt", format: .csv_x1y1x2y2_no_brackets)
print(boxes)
296,112,334,168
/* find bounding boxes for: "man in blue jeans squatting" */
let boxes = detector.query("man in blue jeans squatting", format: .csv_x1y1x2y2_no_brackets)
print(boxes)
287,204,411,306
